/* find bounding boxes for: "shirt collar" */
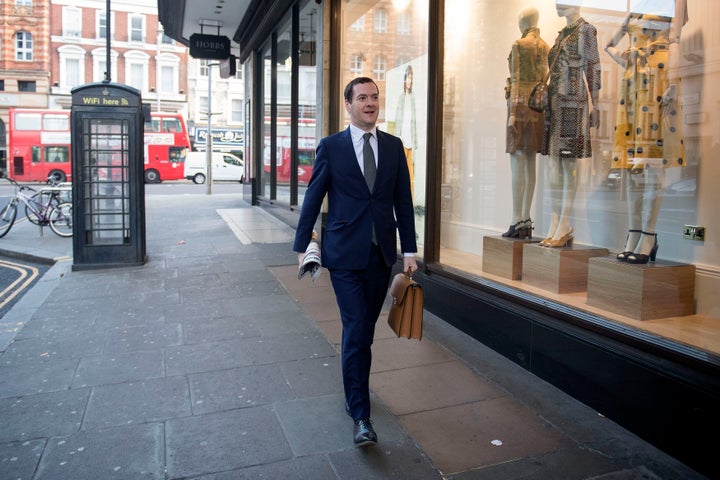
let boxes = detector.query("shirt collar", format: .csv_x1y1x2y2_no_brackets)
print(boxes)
349,124,377,142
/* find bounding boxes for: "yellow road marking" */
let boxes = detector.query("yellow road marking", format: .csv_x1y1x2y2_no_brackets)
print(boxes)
0,259,39,309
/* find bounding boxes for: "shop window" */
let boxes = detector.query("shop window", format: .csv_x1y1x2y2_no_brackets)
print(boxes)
440,1,715,348
341,0,429,259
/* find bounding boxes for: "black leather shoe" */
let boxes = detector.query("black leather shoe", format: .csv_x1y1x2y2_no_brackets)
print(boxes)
353,418,377,447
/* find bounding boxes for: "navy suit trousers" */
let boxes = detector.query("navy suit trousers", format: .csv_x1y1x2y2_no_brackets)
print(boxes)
329,244,392,421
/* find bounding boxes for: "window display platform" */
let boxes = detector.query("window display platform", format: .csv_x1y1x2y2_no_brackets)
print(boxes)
521,243,609,294
439,247,719,357
587,256,695,320
482,235,541,280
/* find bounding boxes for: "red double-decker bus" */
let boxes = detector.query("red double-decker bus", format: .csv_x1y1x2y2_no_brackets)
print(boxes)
6,108,190,183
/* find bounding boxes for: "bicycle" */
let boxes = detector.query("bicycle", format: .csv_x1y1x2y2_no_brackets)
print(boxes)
25,175,72,226
0,174,73,238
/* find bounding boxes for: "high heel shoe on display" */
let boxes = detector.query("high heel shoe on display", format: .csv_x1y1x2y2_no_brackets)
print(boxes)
626,231,658,264
546,228,574,248
539,236,553,247
502,221,521,238
516,218,533,239
616,229,642,262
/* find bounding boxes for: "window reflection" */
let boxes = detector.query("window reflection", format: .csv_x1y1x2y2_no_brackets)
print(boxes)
341,0,429,259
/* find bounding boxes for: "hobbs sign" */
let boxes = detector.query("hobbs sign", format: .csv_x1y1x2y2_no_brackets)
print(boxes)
189,33,230,60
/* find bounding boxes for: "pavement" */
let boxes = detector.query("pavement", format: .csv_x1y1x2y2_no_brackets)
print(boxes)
0,192,708,480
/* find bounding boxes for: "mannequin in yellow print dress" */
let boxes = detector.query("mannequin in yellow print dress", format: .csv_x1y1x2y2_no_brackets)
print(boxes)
502,6,549,239
605,0,687,264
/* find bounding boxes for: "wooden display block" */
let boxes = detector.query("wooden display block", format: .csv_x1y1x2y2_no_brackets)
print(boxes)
587,257,695,320
522,243,609,294
482,235,538,280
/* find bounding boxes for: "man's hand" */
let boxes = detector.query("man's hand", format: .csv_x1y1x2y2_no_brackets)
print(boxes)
403,256,418,275
297,252,305,266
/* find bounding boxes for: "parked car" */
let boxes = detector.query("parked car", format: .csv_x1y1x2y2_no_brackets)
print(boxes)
184,151,245,184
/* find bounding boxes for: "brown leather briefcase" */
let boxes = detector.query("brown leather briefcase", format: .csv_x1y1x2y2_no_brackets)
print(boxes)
387,268,423,340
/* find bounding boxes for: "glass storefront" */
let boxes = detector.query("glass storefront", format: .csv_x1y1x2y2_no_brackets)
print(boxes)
440,0,717,354
253,1,321,207
340,0,429,256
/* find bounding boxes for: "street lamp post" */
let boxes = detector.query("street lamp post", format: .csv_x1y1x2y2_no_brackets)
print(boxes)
206,62,219,195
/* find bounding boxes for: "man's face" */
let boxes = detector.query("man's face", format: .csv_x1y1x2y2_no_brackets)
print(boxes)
345,81,379,131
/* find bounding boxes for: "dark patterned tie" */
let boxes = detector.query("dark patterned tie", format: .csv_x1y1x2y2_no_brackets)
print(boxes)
362,132,377,244
363,132,376,191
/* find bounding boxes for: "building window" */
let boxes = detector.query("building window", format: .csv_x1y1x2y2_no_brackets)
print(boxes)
18,81,36,92
92,48,117,82
199,59,208,77
161,33,174,44
97,10,114,39
160,65,175,93
350,54,364,76
65,59,81,87
0,80,4,91
157,53,180,94
199,96,209,120
351,15,365,32
124,51,149,91
15,31,33,61
397,12,411,35
59,45,86,89
129,14,145,42
231,99,243,123
373,9,387,33
129,64,145,89
63,6,82,37
15,0,32,6
373,55,386,80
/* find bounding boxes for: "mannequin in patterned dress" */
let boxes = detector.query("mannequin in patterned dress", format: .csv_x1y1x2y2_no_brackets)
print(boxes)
502,6,549,239
605,0,688,264
540,3,601,248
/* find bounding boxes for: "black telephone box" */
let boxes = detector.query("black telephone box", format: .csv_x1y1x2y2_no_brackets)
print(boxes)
70,82,146,270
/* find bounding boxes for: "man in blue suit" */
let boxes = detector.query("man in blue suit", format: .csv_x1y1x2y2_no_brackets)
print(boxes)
294,77,418,447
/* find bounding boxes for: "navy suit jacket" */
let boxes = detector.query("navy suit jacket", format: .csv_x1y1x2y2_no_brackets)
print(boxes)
294,127,417,270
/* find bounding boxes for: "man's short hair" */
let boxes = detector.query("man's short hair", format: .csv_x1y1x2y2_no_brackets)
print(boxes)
344,77,378,103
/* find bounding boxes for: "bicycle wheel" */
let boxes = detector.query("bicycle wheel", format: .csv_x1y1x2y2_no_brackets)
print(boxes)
0,202,18,238
25,191,58,225
48,202,73,237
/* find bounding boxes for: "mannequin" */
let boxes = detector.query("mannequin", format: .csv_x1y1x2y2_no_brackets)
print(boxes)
540,2,601,248
605,0,688,264
502,7,549,239
394,64,417,197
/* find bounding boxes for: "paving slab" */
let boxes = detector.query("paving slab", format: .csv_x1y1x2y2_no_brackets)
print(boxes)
165,406,292,478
